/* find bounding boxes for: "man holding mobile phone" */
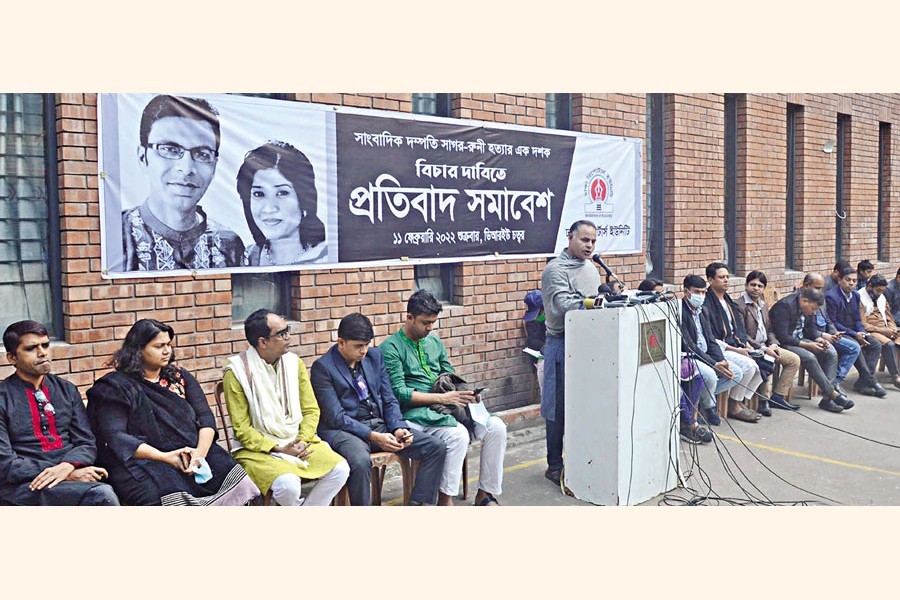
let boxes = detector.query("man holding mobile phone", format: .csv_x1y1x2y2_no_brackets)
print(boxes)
796,273,860,395
825,266,886,397
311,312,446,506
380,290,507,507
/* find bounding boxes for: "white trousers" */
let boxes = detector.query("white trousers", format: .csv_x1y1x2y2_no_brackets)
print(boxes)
409,416,507,497
721,349,762,402
270,460,350,506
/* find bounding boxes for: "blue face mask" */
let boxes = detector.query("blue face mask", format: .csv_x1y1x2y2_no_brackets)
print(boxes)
193,457,213,484
687,293,705,310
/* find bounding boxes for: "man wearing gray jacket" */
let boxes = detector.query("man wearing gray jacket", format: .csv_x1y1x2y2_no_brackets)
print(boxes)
540,220,602,486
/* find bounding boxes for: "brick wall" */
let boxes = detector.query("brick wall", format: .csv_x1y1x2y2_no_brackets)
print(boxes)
4,92,900,415
733,94,900,296
666,93,726,283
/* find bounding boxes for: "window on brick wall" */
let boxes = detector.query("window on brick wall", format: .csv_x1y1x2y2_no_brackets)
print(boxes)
414,263,454,304
723,94,739,273
0,94,62,337
412,93,451,118
878,122,891,262
232,272,291,323
412,93,455,301
229,93,293,322
645,94,667,279
836,113,850,260
786,103,802,270
546,94,572,130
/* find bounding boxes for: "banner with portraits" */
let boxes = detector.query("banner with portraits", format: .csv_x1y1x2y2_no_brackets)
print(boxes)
98,93,642,278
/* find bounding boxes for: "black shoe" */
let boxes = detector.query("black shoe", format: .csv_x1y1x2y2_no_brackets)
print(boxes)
680,427,703,445
545,467,562,486
832,394,855,410
854,384,885,398
818,397,845,413
833,381,848,396
756,400,773,417
702,407,721,426
770,394,800,411
873,384,888,398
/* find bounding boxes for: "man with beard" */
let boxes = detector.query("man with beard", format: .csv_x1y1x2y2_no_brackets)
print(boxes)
0,320,119,505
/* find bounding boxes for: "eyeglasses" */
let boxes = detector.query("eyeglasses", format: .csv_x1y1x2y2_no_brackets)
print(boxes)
265,327,290,341
147,143,218,163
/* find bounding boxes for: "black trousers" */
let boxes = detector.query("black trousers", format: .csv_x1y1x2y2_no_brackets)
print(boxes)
329,429,445,505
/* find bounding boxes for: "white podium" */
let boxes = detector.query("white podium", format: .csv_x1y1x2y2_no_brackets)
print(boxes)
563,299,681,505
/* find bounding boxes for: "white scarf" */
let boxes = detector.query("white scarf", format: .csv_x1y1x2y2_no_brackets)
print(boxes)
859,291,889,327
225,347,304,459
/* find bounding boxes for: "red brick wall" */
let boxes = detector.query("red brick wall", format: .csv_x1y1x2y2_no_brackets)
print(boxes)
665,93,726,283
735,94,900,295
4,92,900,415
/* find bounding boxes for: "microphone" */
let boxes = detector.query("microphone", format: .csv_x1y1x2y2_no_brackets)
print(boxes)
591,254,613,278
592,254,624,290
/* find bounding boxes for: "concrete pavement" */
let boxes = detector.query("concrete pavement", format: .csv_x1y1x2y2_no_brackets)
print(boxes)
377,372,900,506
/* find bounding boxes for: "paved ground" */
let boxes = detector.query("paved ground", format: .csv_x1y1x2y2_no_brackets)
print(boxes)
378,373,900,506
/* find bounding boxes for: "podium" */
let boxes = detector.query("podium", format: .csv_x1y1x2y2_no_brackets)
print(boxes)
563,298,681,505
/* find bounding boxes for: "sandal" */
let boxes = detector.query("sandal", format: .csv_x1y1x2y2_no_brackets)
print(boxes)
476,493,500,506
728,406,760,423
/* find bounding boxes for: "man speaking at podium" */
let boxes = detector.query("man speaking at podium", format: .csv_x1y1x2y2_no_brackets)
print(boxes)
540,220,603,487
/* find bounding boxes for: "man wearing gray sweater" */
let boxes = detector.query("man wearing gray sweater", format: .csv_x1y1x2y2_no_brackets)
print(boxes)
540,220,602,486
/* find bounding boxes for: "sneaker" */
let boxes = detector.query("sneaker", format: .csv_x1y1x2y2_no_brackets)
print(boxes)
818,397,845,413
695,424,714,444
544,467,562,486
832,394,855,410
702,406,721,426
680,427,703,445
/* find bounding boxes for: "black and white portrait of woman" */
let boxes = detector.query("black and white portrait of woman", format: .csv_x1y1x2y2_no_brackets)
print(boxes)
236,141,327,266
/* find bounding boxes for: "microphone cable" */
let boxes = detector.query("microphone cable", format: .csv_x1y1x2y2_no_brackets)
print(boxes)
638,299,844,504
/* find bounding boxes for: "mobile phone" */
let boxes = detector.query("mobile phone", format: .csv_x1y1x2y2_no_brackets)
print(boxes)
472,387,488,396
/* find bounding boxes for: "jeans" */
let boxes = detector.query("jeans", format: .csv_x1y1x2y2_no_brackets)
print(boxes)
833,336,861,383
691,356,743,410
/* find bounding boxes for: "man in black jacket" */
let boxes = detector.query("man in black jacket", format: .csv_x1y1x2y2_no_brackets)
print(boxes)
680,274,742,427
769,288,852,413
702,263,766,421
796,272,862,396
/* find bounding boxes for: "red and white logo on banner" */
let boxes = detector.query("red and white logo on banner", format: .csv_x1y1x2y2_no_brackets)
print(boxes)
583,167,614,216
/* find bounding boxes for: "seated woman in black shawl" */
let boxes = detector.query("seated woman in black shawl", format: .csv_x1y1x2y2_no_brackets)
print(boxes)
86,319,260,506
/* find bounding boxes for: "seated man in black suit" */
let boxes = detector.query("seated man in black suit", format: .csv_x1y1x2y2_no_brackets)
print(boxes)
770,288,851,413
310,312,445,505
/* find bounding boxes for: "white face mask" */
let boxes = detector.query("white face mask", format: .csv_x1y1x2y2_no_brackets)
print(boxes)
687,293,705,310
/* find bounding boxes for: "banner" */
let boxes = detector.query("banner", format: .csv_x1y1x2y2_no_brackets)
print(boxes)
98,93,642,278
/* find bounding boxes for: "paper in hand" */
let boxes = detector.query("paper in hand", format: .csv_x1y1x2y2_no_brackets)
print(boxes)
468,397,491,428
